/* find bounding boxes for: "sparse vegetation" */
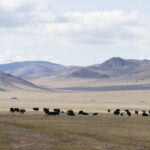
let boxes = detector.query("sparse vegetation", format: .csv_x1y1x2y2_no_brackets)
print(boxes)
0,113,150,150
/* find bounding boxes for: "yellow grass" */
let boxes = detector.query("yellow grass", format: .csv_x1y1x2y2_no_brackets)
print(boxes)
0,90,150,112
0,113,150,150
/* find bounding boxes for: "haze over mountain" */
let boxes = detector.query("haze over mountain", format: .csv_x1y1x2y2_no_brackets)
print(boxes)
0,61,67,79
86,57,150,79
1,57,150,81
0,71,46,91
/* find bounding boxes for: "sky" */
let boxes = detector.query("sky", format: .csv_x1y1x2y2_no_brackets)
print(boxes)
0,0,150,66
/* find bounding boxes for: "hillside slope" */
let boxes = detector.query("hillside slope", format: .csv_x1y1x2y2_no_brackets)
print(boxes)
0,71,46,91
0,61,67,79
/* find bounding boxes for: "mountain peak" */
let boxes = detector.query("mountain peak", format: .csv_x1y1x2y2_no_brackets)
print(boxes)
102,57,128,68
107,57,125,62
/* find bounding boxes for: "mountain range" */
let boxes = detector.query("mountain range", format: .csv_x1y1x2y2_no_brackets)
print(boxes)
0,71,45,91
1,57,150,91
1,57,150,80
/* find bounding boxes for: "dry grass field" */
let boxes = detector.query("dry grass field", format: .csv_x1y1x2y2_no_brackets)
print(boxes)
0,90,150,112
0,112,150,150
0,90,150,149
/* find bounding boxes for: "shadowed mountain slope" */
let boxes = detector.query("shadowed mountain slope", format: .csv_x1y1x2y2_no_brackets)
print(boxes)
0,71,47,91
58,67,109,79
1,58,150,81
0,61,66,79
86,57,150,79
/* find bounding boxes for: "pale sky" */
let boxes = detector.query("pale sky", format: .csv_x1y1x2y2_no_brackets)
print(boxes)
0,0,150,66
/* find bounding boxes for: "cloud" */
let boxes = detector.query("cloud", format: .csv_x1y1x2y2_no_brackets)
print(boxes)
0,50,33,63
50,11,147,47
0,0,149,51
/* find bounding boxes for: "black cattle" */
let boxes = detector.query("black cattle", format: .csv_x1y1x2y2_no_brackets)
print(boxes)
43,108,50,114
126,111,131,117
108,109,111,113
20,109,26,114
120,112,125,116
135,110,138,115
124,109,131,117
48,111,59,115
14,108,20,112
33,108,39,111
10,107,15,113
67,110,75,116
125,109,129,112
142,112,149,116
54,109,60,115
78,110,89,115
93,113,98,116
116,109,120,112
114,109,120,116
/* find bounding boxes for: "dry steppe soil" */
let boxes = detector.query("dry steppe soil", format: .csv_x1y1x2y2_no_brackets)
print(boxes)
0,90,150,150
0,112,150,150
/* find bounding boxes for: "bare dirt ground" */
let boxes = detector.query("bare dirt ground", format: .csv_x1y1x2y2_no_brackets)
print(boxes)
0,113,150,150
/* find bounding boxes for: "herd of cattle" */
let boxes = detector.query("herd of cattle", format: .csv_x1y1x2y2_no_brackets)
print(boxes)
9,107,98,116
108,109,150,116
9,107,150,117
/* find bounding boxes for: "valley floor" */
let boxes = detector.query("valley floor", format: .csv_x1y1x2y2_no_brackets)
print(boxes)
0,90,150,149
0,90,150,112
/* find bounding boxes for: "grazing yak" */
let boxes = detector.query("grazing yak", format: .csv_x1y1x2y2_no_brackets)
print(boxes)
67,110,75,116
125,109,131,117
135,110,138,115
10,108,26,114
114,109,120,116
43,108,60,116
10,107,20,112
108,109,111,113
120,112,125,116
93,113,98,116
33,108,39,111
14,108,20,112
78,110,89,115
142,112,149,116
10,107,15,113
48,111,59,115
43,108,50,114
126,111,131,116
20,109,26,114
54,109,60,115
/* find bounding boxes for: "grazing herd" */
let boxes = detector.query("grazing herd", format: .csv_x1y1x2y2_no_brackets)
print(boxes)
9,107,150,117
108,109,150,117
10,107,26,114
9,107,98,116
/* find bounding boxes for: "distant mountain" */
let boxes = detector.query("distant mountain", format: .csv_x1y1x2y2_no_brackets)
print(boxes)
86,57,150,79
57,57,150,79
1,58,150,81
58,67,109,79
0,61,67,79
0,71,46,91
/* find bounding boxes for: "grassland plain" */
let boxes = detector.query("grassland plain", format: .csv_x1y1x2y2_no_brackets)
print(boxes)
0,112,150,150
0,90,150,149
0,90,150,111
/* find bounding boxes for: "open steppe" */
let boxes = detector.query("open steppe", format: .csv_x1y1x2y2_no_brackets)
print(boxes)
1,89,150,150
0,90,150,111
0,112,150,150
